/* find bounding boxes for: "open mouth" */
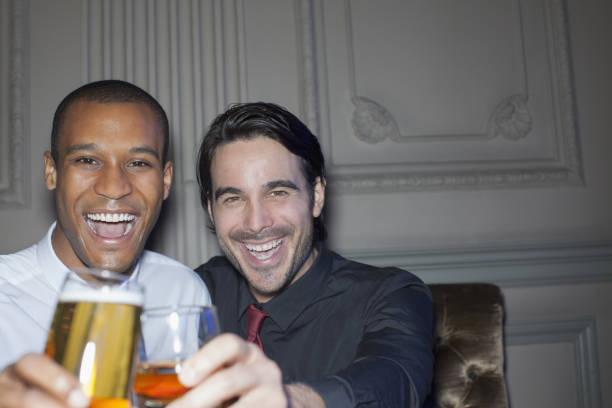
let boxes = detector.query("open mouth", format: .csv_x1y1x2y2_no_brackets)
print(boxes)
244,239,283,261
85,212,136,239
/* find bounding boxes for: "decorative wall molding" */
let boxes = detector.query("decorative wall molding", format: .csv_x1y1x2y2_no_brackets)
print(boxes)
82,0,246,266
297,0,321,135
339,240,612,288
344,0,532,145
487,94,532,141
351,93,533,144
0,0,28,208
303,0,582,192
505,317,602,408
350,96,400,144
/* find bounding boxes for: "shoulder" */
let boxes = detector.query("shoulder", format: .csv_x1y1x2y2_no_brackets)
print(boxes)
140,250,194,269
0,245,40,306
328,251,434,330
0,244,38,283
138,250,211,306
195,255,237,279
326,250,432,315
329,250,428,293
194,256,240,301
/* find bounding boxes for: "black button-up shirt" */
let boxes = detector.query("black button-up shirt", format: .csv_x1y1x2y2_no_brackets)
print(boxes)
196,246,434,407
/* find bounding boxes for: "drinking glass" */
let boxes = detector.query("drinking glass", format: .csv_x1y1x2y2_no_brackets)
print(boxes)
45,268,144,408
133,305,220,407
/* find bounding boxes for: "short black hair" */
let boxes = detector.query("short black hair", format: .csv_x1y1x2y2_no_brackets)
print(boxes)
51,79,169,163
197,102,327,242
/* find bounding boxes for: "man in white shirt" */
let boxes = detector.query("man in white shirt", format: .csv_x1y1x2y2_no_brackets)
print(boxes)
0,80,210,407
0,223,209,369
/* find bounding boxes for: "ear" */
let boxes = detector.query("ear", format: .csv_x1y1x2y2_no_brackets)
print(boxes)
311,177,326,218
207,199,214,223
162,161,174,200
43,151,57,191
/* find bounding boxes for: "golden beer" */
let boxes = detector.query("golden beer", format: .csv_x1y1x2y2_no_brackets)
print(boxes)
45,289,143,408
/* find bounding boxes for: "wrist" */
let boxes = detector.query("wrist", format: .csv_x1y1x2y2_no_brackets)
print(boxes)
285,383,325,408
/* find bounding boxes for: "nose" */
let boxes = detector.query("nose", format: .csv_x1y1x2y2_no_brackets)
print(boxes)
93,164,133,200
243,199,273,233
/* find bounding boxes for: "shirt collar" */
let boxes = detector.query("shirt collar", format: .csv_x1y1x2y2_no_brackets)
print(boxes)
36,222,71,293
237,243,337,331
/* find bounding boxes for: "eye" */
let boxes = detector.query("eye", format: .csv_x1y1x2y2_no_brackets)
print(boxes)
129,160,152,168
269,190,289,198
74,157,98,166
223,196,241,205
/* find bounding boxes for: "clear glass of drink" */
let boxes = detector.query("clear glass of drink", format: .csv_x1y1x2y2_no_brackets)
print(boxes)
133,305,220,407
45,268,144,408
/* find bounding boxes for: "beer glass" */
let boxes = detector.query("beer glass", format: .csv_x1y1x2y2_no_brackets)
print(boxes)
134,305,220,407
45,268,144,408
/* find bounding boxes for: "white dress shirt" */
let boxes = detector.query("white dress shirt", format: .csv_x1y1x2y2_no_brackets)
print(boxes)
0,223,211,369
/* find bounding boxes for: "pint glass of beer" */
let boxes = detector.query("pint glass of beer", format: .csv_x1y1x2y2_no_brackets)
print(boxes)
134,305,220,407
45,269,144,408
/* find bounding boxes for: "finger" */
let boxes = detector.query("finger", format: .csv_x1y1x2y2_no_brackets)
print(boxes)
0,365,26,408
0,364,72,408
11,354,89,408
170,343,283,408
0,387,68,408
178,333,253,387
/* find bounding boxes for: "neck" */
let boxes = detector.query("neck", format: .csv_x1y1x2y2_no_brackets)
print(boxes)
50,223,136,275
51,224,87,271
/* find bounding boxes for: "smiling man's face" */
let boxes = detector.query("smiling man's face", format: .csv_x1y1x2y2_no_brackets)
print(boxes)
208,136,325,303
44,100,173,274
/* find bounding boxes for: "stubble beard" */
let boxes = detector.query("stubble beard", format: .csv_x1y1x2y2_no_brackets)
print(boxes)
219,224,314,301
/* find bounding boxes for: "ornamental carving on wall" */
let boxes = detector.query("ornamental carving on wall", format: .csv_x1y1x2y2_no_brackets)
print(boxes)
350,94,533,144
487,94,532,141
351,96,400,144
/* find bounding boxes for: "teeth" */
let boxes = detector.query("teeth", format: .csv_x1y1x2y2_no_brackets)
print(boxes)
245,239,282,252
86,213,135,223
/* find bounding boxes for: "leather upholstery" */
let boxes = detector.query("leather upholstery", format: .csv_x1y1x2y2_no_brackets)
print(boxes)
428,283,509,408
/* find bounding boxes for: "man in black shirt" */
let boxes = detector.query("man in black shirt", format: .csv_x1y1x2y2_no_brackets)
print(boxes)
172,102,434,407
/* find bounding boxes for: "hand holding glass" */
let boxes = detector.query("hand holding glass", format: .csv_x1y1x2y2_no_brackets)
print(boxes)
45,268,143,408
134,305,220,407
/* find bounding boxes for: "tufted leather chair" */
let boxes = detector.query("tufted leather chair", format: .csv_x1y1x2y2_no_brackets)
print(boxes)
427,283,509,408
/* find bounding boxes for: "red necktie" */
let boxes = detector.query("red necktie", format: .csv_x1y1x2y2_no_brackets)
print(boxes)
246,304,268,350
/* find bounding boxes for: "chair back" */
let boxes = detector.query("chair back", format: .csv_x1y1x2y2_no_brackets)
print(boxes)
428,283,509,408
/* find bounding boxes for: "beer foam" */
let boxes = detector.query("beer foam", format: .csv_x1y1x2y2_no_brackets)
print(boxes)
59,288,144,305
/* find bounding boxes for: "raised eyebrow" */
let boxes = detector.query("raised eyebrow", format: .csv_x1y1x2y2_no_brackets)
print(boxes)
214,186,243,201
266,180,300,191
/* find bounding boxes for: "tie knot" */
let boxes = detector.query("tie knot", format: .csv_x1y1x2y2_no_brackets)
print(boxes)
246,304,268,346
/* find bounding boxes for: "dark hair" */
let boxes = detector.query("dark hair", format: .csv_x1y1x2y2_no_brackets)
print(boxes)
51,79,170,163
197,102,327,241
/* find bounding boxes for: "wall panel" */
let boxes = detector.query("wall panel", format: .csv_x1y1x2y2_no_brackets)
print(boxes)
0,0,28,208
506,318,601,408
308,0,582,192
